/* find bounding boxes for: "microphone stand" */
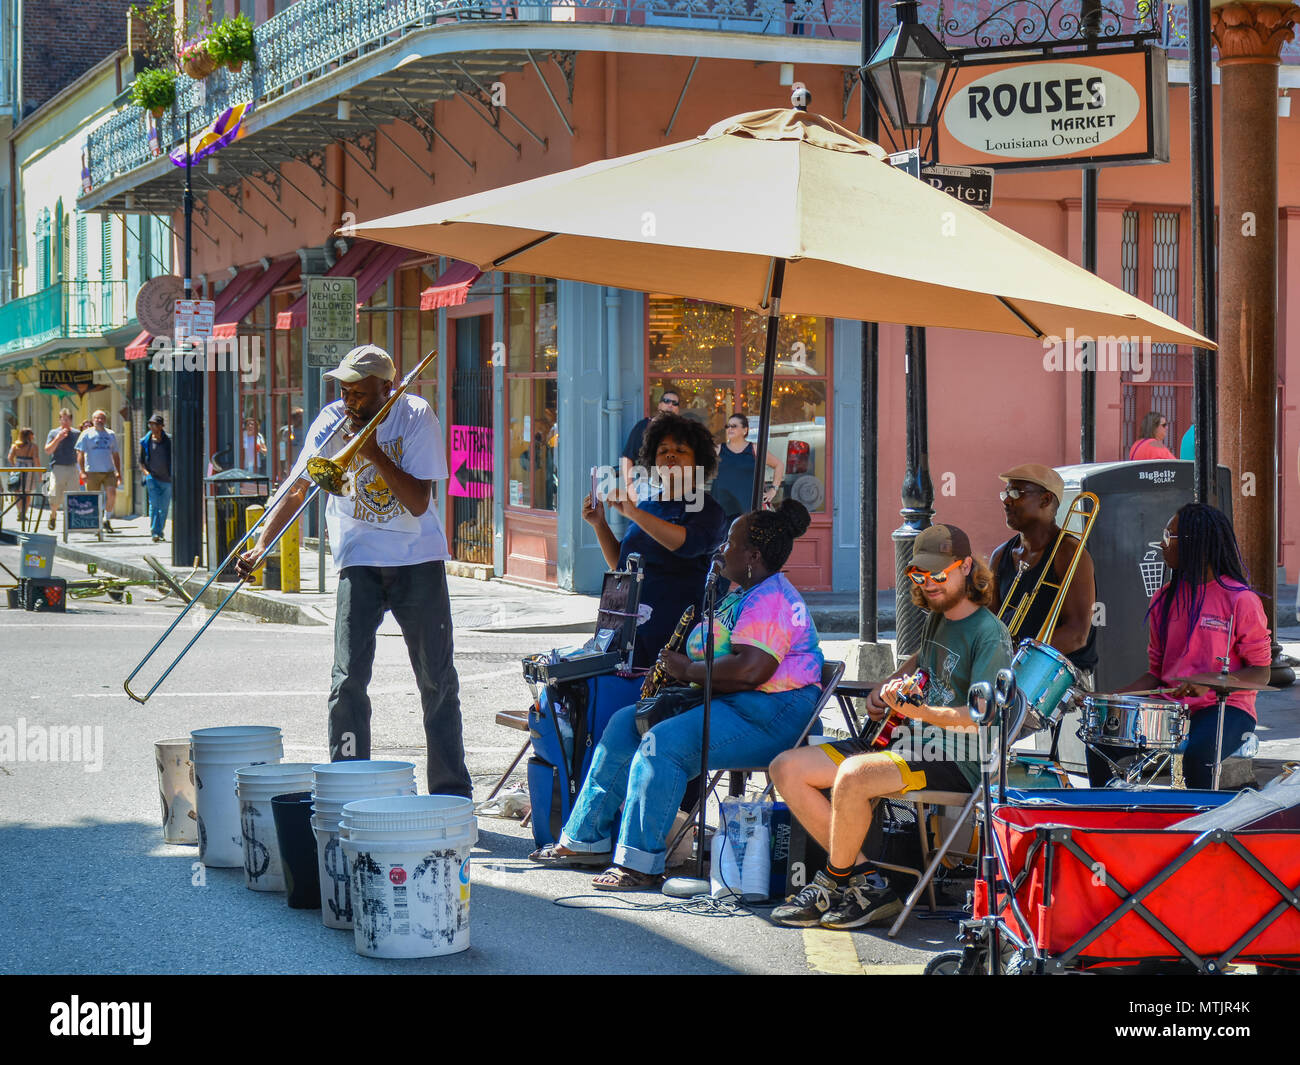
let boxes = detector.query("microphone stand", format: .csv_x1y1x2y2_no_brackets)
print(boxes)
663,556,724,898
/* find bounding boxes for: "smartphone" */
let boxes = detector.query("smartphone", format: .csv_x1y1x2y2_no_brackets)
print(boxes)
590,465,598,506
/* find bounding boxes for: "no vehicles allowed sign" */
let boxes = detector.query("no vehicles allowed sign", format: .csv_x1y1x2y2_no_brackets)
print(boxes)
306,277,357,369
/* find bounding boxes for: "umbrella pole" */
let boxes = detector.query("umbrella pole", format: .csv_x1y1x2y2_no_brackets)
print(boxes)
751,259,787,511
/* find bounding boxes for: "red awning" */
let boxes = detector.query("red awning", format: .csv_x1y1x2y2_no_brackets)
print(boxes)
124,266,261,359
420,260,483,310
274,239,399,330
125,330,152,361
214,258,298,337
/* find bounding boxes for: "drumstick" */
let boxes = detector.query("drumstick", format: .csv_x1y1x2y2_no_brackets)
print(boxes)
1125,687,1179,696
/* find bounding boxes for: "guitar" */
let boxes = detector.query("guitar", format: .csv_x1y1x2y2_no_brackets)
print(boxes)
863,670,930,749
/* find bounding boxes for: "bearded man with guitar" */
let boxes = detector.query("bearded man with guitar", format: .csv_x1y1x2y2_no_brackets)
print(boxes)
770,524,1012,930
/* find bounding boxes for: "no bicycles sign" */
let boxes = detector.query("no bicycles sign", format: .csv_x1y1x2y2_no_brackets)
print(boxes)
306,277,357,369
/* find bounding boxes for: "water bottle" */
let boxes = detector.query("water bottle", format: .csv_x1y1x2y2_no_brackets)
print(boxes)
740,818,770,902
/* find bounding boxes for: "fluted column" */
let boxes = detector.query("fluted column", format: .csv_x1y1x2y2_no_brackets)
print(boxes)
1212,1,1299,641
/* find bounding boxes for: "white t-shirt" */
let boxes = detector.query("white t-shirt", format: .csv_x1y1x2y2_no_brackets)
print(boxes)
288,394,450,569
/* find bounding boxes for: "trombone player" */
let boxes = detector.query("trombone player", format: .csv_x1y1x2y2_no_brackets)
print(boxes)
236,345,471,799
990,463,1098,689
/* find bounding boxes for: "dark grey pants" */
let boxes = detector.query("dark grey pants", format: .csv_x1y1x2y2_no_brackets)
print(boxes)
328,561,472,798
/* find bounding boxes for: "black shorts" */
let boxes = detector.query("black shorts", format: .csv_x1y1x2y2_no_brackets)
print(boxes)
817,737,973,794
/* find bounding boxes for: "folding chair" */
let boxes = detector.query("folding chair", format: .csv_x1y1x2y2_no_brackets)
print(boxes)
874,690,1033,939
666,660,847,859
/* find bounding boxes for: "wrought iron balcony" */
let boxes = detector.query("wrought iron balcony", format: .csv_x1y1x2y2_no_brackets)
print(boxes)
82,0,867,204
0,281,131,359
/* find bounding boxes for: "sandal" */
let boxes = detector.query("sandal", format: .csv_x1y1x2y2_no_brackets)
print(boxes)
591,865,661,891
528,844,612,869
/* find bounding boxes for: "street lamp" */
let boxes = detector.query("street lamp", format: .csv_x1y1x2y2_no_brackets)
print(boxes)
860,1,956,656
861,0,954,135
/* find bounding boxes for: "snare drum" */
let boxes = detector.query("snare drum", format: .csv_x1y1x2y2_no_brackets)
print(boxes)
1011,638,1080,729
1079,694,1187,750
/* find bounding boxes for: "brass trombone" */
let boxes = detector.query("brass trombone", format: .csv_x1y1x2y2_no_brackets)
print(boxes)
123,350,435,704
998,491,1100,643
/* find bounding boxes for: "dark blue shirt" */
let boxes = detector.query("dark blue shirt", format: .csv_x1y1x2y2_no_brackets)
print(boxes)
139,431,172,483
617,494,727,669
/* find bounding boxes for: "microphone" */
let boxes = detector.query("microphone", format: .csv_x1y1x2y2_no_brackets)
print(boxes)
705,551,727,591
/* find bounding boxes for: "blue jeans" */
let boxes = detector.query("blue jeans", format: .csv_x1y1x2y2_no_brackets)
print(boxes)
1184,705,1254,790
560,684,820,874
144,477,172,539
329,562,471,798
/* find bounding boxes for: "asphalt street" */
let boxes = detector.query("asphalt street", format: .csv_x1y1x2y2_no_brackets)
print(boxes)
0,544,954,975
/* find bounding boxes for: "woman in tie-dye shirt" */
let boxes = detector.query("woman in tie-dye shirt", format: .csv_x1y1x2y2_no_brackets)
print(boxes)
532,501,824,890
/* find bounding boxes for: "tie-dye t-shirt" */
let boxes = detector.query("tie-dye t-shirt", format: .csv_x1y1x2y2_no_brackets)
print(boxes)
684,573,823,693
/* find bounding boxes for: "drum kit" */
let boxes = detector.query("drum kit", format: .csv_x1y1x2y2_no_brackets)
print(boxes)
1010,637,1276,789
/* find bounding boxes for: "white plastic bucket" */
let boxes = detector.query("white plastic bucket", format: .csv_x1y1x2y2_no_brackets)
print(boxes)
340,796,476,959
235,763,317,891
17,532,55,579
312,761,417,794
191,727,283,868
312,817,354,929
154,738,198,845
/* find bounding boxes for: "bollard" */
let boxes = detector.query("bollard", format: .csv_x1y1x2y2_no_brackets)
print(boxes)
279,514,300,592
244,504,265,588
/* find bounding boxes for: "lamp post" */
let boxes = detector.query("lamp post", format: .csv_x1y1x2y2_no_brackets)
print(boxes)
861,0,955,656
173,111,203,568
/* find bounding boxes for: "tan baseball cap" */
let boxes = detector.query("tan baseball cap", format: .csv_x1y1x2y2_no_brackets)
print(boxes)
324,344,395,383
999,462,1065,504
912,524,973,572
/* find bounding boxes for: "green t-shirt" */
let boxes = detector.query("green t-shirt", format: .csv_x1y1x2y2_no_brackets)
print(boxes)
904,606,1013,787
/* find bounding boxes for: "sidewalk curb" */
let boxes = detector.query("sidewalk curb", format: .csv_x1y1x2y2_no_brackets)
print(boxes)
51,543,327,626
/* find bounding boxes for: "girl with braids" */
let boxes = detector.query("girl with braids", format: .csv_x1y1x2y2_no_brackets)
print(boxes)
1099,503,1272,789
532,501,824,889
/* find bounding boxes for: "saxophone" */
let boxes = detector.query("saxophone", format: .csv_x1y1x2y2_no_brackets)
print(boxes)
640,606,696,698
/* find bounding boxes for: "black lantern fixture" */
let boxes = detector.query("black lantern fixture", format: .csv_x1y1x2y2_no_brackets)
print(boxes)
861,0,954,135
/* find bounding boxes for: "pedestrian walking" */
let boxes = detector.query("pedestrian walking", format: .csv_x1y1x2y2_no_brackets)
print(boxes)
235,345,471,797
6,427,39,527
139,413,172,543
711,413,779,524
75,410,121,532
1128,411,1177,461
43,408,80,530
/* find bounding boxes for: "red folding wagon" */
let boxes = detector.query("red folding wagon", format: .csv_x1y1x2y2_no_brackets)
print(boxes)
933,789,1300,975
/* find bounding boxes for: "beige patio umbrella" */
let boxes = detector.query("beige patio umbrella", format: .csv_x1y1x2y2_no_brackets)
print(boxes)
344,107,1212,501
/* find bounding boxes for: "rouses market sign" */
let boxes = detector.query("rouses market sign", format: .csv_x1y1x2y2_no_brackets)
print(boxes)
938,47,1169,171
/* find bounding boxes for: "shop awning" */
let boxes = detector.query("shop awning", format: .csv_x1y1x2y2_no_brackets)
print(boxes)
213,257,298,338
420,260,482,310
274,239,407,330
124,265,262,360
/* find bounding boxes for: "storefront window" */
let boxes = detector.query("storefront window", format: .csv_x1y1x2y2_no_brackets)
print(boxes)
506,276,558,512
647,294,830,514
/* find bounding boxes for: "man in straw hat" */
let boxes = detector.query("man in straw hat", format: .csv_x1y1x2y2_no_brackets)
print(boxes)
989,462,1097,690
237,345,470,798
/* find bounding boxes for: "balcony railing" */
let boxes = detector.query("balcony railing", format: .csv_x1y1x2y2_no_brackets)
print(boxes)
82,0,1290,198
84,0,869,195
0,280,131,358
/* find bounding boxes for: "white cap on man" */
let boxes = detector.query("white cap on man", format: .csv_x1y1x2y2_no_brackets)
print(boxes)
324,344,395,383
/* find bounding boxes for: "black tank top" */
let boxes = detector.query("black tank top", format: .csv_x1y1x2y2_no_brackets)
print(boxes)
994,533,1098,672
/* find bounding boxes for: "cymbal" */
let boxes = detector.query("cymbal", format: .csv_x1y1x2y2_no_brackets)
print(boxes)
1175,672,1278,693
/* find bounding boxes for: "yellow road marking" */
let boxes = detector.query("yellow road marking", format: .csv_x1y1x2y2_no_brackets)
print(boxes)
802,928,864,974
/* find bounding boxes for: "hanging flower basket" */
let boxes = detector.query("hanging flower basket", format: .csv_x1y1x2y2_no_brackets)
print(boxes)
180,39,217,80
130,67,177,118
208,14,255,74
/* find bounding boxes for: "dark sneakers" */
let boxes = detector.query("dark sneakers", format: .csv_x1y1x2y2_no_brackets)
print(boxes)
771,870,842,927
820,873,903,930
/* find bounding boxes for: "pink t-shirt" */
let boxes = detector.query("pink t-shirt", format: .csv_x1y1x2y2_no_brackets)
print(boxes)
1129,438,1177,461
1147,579,1272,720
